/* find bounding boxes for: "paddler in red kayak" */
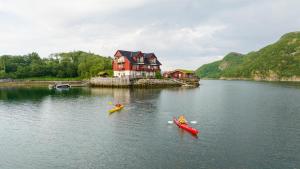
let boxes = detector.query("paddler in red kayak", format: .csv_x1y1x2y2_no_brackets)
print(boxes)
178,115,187,124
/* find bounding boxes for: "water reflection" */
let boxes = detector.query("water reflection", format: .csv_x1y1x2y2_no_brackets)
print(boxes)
0,87,89,102
90,87,163,106
0,81,300,169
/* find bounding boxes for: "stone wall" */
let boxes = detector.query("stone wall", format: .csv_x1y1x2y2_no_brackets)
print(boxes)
90,77,131,87
132,78,181,87
89,77,182,88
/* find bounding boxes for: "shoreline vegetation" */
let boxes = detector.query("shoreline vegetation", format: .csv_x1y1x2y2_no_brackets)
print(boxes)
0,50,200,88
0,79,87,87
200,76,300,82
2,32,300,86
0,51,113,80
196,31,300,82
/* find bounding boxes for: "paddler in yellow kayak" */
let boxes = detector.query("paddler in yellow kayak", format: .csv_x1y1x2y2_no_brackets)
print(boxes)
115,103,122,107
178,115,187,124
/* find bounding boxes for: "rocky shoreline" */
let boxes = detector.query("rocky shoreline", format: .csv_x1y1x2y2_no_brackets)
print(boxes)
0,78,200,88
90,77,199,88
218,76,300,82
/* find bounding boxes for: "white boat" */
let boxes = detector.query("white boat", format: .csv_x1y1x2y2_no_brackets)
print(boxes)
49,83,71,89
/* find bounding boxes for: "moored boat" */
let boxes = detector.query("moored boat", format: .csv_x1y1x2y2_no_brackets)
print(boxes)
49,83,71,89
55,84,71,89
173,117,199,135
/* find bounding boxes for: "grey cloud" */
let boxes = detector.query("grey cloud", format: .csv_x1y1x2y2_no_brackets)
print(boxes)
0,0,300,70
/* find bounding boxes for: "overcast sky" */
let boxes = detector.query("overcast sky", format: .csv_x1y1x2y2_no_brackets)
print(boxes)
1,0,300,70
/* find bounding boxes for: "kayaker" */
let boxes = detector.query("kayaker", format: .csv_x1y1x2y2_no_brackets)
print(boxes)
178,115,187,124
115,103,122,107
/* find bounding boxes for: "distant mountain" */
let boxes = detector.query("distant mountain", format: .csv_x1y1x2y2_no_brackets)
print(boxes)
196,32,300,81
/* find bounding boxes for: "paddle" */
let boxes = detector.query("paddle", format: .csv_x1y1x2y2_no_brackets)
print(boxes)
167,121,197,124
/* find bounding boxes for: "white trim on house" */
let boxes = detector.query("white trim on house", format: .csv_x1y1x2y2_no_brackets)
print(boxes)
114,70,156,78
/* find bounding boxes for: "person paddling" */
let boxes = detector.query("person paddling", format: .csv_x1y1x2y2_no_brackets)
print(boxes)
115,103,122,107
178,115,187,124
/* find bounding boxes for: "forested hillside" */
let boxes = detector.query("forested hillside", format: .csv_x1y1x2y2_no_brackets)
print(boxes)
196,32,300,81
0,51,112,79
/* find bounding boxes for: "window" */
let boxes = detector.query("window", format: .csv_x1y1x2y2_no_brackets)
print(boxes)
151,58,156,64
118,56,125,63
138,57,144,63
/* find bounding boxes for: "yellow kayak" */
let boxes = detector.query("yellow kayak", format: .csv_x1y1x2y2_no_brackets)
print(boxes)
109,105,124,113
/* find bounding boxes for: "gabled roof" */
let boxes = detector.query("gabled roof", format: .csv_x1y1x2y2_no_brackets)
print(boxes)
116,50,140,63
143,53,162,65
175,69,194,74
143,53,154,58
115,50,161,65
165,69,195,75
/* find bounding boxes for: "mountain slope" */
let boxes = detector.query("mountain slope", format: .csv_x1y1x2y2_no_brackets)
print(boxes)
196,52,244,78
196,32,300,81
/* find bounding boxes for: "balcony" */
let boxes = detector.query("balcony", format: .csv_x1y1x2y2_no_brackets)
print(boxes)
117,60,125,63
117,67,125,70
132,67,160,72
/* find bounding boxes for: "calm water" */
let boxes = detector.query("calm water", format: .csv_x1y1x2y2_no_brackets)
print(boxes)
0,80,300,169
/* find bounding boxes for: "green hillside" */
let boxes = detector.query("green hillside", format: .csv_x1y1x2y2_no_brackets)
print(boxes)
0,51,113,79
196,32,300,81
196,52,244,78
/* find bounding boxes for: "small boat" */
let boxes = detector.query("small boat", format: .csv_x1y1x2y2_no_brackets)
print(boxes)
49,83,71,90
173,117,199,135
109,105,124,113
55,84,71,89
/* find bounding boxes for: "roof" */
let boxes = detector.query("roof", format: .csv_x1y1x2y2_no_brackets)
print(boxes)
117,50,140,63
98,71,109,75
165,69,195,75
143,53,154,58
143,53,162,65
175,69,194,74
116,50,161,65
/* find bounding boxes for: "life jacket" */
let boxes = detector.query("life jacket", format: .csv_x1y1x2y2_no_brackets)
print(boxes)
178,116,187,124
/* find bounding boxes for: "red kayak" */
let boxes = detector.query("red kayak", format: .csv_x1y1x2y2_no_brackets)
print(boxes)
173,117,199,135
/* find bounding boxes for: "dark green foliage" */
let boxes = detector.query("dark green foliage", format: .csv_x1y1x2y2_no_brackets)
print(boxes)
155,71,162,79
196,32,300,79
0,51,112,79
195,61,222,78
196,52,244,78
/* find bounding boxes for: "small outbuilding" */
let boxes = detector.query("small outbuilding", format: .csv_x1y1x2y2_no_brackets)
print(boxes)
163,69,197,79
97,71,109,77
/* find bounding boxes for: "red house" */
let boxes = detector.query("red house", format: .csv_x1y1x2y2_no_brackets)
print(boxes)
113,50,162,78
163,69,196,79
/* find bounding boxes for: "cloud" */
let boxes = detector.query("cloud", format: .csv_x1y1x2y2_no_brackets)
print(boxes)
1,0,300,70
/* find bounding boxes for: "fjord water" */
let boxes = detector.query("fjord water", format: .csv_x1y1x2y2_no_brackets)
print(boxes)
0,80,300,169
